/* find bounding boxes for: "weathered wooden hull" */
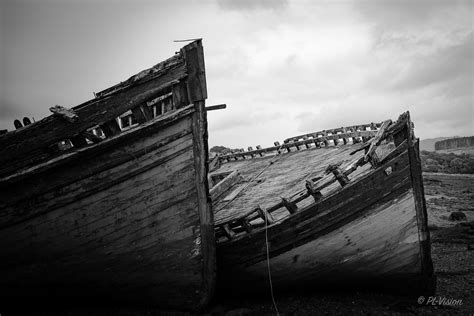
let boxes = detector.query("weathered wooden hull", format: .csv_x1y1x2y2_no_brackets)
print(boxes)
0,105,213,308
214,114,435,295
0,41,215,310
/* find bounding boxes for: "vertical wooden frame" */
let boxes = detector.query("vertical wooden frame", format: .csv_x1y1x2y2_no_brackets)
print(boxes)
405,112,436,294
183,40,215,308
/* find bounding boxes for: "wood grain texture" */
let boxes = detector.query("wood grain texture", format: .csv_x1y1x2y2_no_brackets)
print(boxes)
0,107,195,228
191,101,215,307
219,190,422,291
212,143,374,225
0,109,212,309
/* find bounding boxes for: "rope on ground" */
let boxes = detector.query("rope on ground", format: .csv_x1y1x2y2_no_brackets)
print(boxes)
265,209,279,315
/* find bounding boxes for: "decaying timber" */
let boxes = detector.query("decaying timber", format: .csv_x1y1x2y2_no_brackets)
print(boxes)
0,40,215,310
211,112,435,295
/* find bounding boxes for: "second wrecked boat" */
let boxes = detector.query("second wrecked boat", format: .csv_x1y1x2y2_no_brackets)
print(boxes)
211,113,436,295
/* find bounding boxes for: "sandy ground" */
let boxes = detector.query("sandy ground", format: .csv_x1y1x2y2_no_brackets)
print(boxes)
15,173,474,315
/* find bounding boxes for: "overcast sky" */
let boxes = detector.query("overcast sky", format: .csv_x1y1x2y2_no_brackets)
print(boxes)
1,0,472,148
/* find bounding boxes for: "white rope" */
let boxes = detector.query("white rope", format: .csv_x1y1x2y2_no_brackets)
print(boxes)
265,211,279,315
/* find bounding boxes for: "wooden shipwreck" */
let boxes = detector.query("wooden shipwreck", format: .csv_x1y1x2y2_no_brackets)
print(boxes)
0,40,215,309
211,113,436,295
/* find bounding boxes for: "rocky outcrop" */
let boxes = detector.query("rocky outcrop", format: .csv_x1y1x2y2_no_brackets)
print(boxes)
435,136,474,151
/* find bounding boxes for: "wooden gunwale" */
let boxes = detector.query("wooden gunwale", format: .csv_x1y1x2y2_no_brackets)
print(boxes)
216,118,405,163
0,105,195,186
283,122,381,143
0,65,187,172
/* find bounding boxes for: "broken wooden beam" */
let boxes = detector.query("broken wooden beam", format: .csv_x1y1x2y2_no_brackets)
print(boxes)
306,180,323,202
81,131,103,144
205,104,226,111
221,224,236,240
326,164,350,187
209,170,243,201
239,217,253,233
100,119,121,138
281,197,298,214
172,80,189,109
131,104,154,124
70,134,88,148
364,120,392,161
49,105,78,123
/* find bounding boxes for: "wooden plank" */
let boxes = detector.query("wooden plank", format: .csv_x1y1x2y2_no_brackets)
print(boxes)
240,217,253,233
49,105,78,123
326,164,350,187
209,170,243,201
364,119,392,164
281,197,298,214
221,184,247,202
0,132,195,228
221,224,236,240
172,80,189,109
306,180,323,202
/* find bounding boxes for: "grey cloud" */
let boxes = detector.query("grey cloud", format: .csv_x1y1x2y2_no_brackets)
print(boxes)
355,0,470,29
393,33,472,92
210,108,284,132
217,0,287,11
